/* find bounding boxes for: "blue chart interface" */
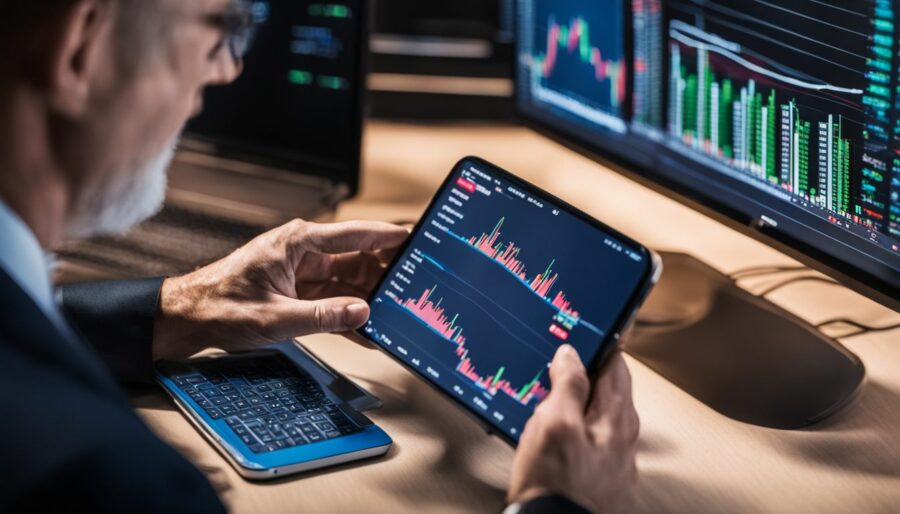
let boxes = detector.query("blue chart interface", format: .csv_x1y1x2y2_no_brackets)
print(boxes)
518,0,627,134
363,160,649,441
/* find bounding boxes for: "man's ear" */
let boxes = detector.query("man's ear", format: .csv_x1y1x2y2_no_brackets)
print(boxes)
45,0,113,118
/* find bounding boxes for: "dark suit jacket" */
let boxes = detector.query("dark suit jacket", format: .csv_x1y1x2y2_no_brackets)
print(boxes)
0,268,588,514
0,269,224,513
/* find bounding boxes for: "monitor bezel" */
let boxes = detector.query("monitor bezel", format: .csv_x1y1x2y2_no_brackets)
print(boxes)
183,0,370,198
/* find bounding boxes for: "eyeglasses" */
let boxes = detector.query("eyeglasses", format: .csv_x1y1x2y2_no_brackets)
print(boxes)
207,0,269,63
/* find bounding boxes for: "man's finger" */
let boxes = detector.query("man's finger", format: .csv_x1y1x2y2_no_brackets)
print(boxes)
331,251,387,289
295,280,370,302
374,246,404,266
585,352,638,443
542,344,591,415
292,220,409,255
271,296,371,337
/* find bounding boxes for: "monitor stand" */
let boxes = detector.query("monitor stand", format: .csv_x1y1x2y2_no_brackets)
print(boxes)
626,252,866,429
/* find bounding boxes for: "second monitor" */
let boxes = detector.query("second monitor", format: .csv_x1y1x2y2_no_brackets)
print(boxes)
514,0,893,428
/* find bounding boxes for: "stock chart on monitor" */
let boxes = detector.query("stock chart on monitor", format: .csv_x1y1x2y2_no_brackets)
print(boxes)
363,160,650,441
665,0,897,249
517,0,900,292
518,0,628,133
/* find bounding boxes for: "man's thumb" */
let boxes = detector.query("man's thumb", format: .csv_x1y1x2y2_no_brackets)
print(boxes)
275,297,371,336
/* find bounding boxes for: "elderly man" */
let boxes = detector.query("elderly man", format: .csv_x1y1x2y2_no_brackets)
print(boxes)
0,1,639,513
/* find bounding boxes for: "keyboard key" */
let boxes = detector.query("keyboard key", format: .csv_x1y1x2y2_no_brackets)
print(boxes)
316,422,336,432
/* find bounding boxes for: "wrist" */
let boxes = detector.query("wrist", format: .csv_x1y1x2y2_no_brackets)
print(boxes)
152,274,206,361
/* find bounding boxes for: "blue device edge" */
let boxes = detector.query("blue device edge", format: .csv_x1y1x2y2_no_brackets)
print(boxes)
156,371,393,472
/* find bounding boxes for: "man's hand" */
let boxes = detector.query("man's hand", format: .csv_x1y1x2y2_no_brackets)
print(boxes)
151,219,408,360
508,346,639,514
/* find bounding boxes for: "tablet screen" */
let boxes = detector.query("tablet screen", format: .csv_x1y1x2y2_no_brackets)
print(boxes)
362,157,652,442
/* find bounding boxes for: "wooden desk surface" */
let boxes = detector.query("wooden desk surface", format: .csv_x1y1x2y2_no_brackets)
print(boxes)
135,122,900,513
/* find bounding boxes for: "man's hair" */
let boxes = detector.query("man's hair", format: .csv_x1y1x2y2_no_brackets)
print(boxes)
0,0,164,73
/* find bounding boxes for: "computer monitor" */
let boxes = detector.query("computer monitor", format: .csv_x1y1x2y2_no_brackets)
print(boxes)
515,0,899,311
185,0,366,196
515,0,897,428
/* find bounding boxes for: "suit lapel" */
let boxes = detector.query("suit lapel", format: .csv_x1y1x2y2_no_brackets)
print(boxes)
0,269,126,400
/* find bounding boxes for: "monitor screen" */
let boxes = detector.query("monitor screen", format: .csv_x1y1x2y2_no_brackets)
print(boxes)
363,158,652,442
186,0,364,193
516,0,900,307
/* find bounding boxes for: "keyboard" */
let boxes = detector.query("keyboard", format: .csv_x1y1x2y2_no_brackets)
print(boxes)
163,354,362,454
56,205,271,277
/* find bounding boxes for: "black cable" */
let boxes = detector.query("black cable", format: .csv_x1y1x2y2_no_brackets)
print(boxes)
671,263,896,339
728,264,807,279
816,318,900,338
755,275,839,297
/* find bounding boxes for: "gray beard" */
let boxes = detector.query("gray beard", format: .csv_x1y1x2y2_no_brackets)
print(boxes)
65,140,177,240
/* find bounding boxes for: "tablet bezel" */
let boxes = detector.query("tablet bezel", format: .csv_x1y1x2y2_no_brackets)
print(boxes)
358,155,660,446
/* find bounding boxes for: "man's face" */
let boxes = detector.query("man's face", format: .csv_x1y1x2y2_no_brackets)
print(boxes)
63,0,243,238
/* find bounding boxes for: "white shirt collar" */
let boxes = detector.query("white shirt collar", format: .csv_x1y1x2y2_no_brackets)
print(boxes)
0,198,56,315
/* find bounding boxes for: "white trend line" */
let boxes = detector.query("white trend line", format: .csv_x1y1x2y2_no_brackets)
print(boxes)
669,27,864,95
670,20,742,52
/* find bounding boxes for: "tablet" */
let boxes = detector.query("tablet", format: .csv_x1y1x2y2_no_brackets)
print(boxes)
359,156,661,444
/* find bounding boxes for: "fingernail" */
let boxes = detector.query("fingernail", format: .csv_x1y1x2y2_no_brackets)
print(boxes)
557,344,575,357
345,302,369,325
